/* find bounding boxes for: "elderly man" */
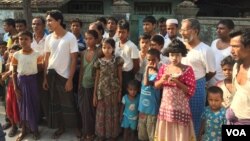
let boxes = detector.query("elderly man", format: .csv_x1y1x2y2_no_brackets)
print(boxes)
180,18,216,137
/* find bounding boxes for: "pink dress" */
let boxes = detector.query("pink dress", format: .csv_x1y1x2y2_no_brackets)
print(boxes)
154,64,196,141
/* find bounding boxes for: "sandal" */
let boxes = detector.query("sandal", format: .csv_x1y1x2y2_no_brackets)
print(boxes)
51,128,65,139
16,132,26,141
2,122,11,130
8,126,18,137
33,132,40,140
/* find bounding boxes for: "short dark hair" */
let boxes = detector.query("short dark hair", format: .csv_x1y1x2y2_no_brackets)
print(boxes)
147,48,160,60
139,33,151,41
15,19,27,26
158,17,166,24
85,30,99,39
46,10,65,28
18,31,33,40
0,41,7,46
33,16,46,25
207,86,223,98
99,38,116,58
10,44,21,51
96,17,107,25
217,19,234,30
229,28,250,48
162,39,188,57
127,79,139,90
143,16,157,24
70,18,83,27
117,19,130,31
221,55,235,67
3,18,15,27
151,35,164,46
107,17,118,24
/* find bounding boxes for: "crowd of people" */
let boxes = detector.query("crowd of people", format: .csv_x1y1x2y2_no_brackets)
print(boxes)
0,9,250,141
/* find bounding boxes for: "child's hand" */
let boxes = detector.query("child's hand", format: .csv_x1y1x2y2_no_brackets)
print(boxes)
93,96,97,107
65,79,73,92
14,88,22,100
43,78,49,90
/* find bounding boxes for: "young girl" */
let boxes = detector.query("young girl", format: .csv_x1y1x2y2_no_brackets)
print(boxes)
93,38,124,141
12,31,43,141
1,44,21,137
120,80,140,141
216,55,235,108
198,86,226,141
154,39,196,141
78,30,99,141
137,48,161,141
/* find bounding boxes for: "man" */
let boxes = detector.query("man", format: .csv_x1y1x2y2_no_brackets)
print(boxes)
31,16,49,124
209,19,234,86
143,16,157,36
15,19,27,33
227,28,250,125
70,18,86,52
163,19,182,49
157,17,167,38
2,18,16,43
43,10,79,139
180,18,216,137
103,16,119,42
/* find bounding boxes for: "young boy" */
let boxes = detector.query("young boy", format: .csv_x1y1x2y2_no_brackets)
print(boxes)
150,34,169,65
138,48,161,141
115,19,139,96
143,16,157,36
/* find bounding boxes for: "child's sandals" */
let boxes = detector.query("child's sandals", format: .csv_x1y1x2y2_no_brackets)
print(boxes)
16,132,26,141
8,126,18,137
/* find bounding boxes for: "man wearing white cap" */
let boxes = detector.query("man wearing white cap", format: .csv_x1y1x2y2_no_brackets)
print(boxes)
163,18,182,49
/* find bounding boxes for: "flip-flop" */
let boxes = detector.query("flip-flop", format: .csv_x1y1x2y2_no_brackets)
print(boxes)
8,126,18,137
16,132,26,141
51,129,64,139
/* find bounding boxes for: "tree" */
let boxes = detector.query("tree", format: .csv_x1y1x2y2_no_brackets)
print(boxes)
22,0,32,31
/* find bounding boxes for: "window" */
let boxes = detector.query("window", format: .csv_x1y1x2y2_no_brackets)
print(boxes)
68,1,103,14
134,2,171,15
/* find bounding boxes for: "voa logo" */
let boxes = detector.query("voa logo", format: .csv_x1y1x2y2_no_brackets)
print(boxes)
226,129,246,136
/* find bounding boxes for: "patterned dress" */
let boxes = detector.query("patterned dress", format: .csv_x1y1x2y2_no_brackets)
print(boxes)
154,64,196,141
94,56,124,138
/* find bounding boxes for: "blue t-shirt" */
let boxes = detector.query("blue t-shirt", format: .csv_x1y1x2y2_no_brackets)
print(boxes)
78,34,86,51
122,94,140,120
201,106,226,141
138,74,160,115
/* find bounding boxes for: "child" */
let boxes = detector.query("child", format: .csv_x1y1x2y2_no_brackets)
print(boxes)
143,16,157,36
115,19,139,96
120,80,140,141
198,86,226,141
12,31,43,141
154,39,196,141
1,44,21,138
135,33,151,82
150,34,169,65
138,48,161,141
93,38,124,141
78,30,99,141
216,56,235,108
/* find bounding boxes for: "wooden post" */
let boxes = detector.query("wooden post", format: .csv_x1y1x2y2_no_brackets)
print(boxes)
22,0,32,31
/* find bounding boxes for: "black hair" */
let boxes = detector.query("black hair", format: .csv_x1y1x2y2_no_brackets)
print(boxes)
46,10,66,29
117,19,130,31
229,28,250,48
18,31,33,40
139,33,151,41
33,16,46,25
147,48,160,60
90,22,105,35
107,17,118,24
158,17,166,24
10,44,21,51
0,41,7,46
70,18,83,27
15,19,27,26
207,86,223,99
127,79,139,90
221,55,235,67
85,30,99,40
102,38,116,50
143,16,157,25
3,18,15,27
162,39,188,57
96,17,107,25
217,19,234,30
150,35,164,46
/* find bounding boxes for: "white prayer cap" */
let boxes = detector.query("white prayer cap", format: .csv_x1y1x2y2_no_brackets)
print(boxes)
166,19,178,25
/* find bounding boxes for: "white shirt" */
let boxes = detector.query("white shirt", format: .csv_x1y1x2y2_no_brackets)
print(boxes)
103,32,119,42
45,32,79,78
182,42,216,80
210,39,232,82
31,33,47,56
115,40,139,72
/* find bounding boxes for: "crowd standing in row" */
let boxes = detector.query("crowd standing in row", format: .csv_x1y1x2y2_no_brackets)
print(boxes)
0,9,250,141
